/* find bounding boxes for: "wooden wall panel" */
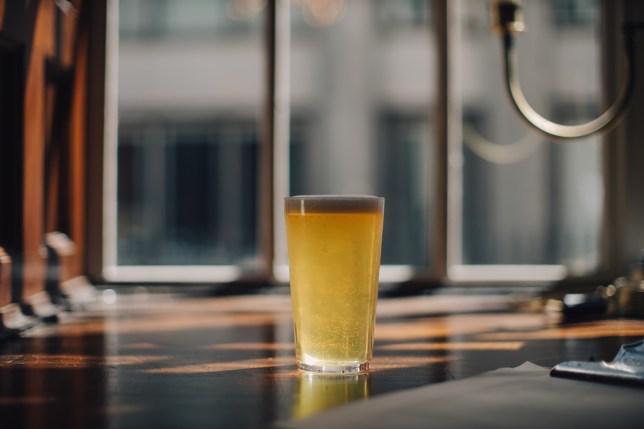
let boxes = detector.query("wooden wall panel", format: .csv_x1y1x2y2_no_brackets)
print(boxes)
0,0,91,316
0,5,28,309
22,1,49,299
67,2,87,278
0,248,10,307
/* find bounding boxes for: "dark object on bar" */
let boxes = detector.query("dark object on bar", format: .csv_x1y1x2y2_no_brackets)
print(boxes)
560,292,609,323
551,339,644,387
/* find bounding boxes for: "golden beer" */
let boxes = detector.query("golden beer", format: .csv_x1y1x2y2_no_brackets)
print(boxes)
285,195,384,373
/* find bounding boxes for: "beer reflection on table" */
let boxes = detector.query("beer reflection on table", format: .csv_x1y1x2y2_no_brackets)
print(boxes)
292,372,370,420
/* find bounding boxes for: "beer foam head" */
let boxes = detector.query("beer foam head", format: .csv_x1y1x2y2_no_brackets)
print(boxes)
285,195,384,214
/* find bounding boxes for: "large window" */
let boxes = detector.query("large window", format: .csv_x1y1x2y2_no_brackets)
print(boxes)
106,0,264,281
279,0,435,281
450,0,602,281
104,0,607,284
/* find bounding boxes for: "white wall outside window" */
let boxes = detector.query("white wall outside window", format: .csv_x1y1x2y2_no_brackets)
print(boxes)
98,0,639,286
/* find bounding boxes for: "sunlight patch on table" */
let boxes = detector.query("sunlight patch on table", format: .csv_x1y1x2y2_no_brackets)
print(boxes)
378,341,525,351
144,356,294,374
205,342,294,351
0,354,170,369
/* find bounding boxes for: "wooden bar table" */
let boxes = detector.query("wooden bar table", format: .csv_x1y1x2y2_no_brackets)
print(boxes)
1,290,643,428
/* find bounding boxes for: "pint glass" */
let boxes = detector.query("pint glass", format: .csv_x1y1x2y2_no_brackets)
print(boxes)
285,195,384,373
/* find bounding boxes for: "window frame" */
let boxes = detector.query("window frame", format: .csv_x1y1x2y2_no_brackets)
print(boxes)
87,0,642,287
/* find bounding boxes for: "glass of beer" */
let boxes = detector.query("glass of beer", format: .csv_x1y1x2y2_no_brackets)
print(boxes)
285,195,384,373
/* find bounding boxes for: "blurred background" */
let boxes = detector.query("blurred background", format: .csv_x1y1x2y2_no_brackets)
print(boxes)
114,0,602,282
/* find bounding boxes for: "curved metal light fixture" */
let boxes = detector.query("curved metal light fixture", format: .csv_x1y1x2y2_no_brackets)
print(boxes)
462,123,540,164
491,0,638,140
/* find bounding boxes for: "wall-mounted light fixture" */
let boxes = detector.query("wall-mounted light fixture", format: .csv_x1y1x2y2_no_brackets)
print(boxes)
491,0,641,140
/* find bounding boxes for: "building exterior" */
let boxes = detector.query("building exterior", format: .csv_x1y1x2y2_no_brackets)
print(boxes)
115,0,602,279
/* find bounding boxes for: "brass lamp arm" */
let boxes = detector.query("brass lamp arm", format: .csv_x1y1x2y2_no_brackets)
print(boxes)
493,0,638,141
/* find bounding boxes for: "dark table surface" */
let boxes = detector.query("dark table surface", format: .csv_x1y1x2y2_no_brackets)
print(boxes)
1,289,643,429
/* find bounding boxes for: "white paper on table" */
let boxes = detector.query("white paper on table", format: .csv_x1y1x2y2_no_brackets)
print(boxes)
274,362,644,429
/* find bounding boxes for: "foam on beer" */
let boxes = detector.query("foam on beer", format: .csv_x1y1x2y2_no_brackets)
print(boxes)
285,195,384,214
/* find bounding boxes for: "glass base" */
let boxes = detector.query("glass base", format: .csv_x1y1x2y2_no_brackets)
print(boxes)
297,361,369,374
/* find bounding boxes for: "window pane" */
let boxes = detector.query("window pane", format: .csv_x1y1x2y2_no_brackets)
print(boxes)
288,0,435,268
116,1,263,267
455,0,602,273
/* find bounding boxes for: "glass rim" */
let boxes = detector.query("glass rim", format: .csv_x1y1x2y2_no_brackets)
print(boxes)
285,194,383,201
285,195,384,213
